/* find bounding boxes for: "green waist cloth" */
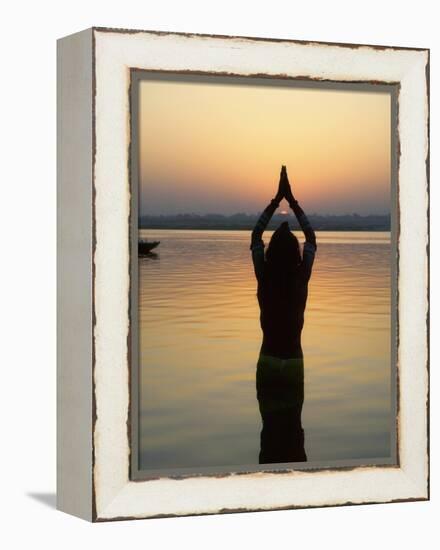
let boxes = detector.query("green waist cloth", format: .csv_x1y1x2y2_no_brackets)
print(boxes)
256,353,304,414
257,353,303,370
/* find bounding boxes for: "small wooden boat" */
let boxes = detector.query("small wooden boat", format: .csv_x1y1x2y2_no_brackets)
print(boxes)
138,240,160,254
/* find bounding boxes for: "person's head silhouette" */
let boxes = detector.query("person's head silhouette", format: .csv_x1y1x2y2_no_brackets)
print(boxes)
266,221,301,271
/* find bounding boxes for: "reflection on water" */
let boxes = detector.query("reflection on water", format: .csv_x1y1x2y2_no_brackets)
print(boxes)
257,354,306,464
138,230,391,470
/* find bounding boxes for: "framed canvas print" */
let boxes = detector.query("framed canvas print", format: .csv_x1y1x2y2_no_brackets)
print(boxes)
57,27,429,521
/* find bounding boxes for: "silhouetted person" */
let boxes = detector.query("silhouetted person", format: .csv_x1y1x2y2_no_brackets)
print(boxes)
250,166,317,464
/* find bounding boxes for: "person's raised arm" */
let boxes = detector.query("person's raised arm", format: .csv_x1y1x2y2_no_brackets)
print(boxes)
282,167,316,280
282,167,316,249
250,171,283,279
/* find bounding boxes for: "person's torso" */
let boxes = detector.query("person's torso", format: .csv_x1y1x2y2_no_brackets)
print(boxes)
257,267,308,359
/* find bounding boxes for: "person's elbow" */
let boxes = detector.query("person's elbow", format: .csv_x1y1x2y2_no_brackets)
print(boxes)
307,232,317,249
251,228,261,245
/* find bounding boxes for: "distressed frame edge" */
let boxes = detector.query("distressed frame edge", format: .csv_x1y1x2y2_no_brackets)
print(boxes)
425,48,430,502
89,29,429,522
91,25,429,53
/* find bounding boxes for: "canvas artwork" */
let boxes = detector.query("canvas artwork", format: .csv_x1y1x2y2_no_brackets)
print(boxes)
131,73,397,476
57,28,428,521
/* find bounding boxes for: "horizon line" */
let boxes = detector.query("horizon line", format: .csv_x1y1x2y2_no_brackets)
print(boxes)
139,212,391,218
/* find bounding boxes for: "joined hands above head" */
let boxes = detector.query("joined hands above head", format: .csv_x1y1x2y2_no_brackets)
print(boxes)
272,165,316,249
274,165,296,207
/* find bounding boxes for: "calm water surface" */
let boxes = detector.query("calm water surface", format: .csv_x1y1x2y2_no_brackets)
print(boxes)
138,229,392,470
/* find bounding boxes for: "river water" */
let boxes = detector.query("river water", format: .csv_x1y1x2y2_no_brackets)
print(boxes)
138,229,392,471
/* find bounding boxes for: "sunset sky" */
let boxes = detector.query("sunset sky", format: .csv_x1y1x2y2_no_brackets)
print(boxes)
138,77,392,216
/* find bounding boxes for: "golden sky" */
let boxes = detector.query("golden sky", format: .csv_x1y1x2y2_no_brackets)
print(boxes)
139,78,391,216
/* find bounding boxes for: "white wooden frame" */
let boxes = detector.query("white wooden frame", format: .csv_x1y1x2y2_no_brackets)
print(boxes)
57,27,429,522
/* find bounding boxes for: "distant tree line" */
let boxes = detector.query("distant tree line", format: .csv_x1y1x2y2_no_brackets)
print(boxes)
139,212,391,231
